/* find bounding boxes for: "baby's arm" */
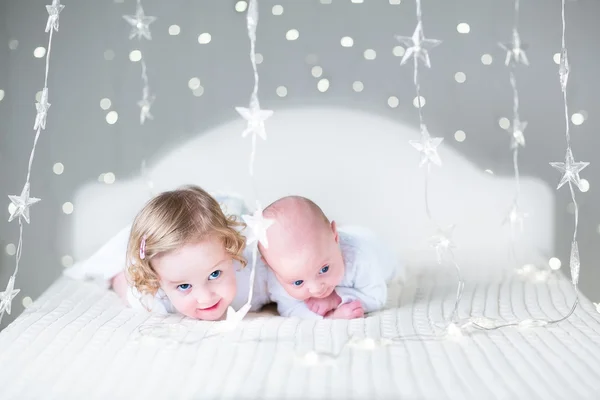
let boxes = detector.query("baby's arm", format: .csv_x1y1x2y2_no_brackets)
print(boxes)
335,253,388,314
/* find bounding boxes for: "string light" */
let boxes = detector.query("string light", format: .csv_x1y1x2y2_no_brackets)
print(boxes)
397,0,465,333
469,0,586,333
499,0,528,261
122,0,156,200
2,1,65,323
235,0,273,178
231,0,274,328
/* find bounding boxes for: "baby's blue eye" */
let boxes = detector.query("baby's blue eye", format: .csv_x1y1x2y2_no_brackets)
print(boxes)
293,280,304,287
209,270,222,280
319,265,329,274
177,283,191,291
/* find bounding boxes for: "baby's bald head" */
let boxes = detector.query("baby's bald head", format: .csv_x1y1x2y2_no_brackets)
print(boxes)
259,196,331,257
258,196,345,300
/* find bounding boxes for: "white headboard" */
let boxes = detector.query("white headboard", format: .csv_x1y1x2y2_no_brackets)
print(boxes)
63,107,554,274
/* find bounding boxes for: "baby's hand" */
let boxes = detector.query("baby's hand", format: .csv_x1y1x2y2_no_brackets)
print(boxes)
325,300,364,320
305,292,342,316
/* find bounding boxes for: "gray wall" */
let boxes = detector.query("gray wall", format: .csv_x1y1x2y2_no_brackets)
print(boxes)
1,0,599,329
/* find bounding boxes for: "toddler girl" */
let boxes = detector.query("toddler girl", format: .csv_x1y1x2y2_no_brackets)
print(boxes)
66,185,270,321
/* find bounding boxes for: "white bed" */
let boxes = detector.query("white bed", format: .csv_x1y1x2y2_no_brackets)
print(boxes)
2,107,599,399
1,270,600,399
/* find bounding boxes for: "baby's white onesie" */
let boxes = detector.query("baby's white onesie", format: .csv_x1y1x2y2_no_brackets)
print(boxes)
267,226,401,319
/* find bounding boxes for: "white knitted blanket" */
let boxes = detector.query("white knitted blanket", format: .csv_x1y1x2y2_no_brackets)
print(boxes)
1,271,600,400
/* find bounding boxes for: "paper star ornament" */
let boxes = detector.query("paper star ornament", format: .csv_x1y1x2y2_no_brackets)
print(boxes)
549,148,590,191
8,182,41,224
235,102,274,141
395,21,442,68
217,303,251,333
45,0,65,33
34,88,51,131
123,3,157,41
429,224,456,263
499,29,529,66
409,125,443,167
502,202,528,232
0,276,21,315
242,203,275,249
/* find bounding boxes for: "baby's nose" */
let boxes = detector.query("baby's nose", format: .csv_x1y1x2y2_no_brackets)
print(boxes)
309,282,325,294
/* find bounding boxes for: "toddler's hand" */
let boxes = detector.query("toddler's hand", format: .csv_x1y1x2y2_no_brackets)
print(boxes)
305,291,342,316
325,300,364,320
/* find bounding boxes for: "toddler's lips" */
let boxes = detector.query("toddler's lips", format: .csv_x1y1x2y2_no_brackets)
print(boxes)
198,300,221,311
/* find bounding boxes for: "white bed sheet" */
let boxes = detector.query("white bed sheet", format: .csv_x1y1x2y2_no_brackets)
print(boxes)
1,270,600,400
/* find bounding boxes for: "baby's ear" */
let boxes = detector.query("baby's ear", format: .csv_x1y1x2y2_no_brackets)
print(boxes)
331,220,339,243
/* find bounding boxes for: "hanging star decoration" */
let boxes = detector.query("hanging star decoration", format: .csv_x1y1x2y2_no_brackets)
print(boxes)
499,28,529,66
216,303,252,333
559,48,570,92
219,204,274,330
549,148,590,191
138,95,155,125
395,21,442,68
502,202,528,232
509,119,527,148
8,182,41,224
242,202,275,248
235,99,274,141
429,225,456,263
0,276,21,315
409,125,443,167
34,88,51,131
123,3,157,41
45,0,65,33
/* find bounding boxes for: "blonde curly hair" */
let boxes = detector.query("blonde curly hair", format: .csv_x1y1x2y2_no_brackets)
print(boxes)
126,185,247,296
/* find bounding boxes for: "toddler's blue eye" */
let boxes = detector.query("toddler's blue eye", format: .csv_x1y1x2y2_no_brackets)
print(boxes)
293,280,304,287
177,283,191,291
319,265,329,274
209,270,222,280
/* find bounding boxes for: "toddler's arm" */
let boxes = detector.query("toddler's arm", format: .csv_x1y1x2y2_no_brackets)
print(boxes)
110,271,129,304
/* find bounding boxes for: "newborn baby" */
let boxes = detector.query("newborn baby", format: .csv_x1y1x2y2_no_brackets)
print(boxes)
259,196,399,319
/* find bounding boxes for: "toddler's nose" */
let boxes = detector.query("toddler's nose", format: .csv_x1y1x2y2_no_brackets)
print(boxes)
196,292,215,304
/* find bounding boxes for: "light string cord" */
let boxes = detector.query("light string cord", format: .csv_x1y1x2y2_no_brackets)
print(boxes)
507,0,524,266
413,0,464,327
122,0,156,195
1,1,65,325
472,0,582,332
233,0,275,321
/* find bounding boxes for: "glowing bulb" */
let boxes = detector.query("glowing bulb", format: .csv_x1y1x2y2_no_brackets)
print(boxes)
549,257,561,270
340,36,354,47
456,23,470,34
447,323,463,338
481,54,493,65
